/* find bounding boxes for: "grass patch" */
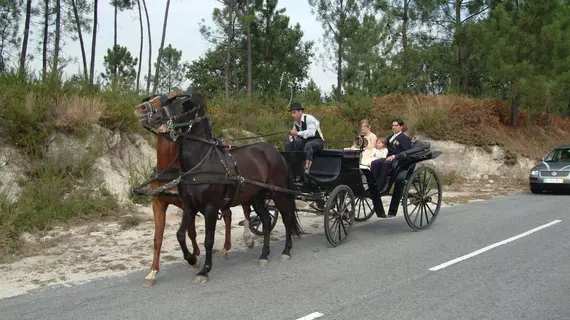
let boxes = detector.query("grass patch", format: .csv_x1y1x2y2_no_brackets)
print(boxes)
0,143,120,255
120,215,141,230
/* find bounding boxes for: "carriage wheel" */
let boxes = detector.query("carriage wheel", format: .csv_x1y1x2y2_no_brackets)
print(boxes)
354,196,374,222
249,199,280,236
402,166,442,231
324,185,355,247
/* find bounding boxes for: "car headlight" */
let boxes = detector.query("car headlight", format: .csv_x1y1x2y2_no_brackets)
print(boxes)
530,170,538,176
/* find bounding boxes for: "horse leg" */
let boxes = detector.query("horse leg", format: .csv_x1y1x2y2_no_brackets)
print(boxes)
195,204,218,284
143,198,167,288
217,209,232,260
242,205,255,249
186,213,201,268
251,196,271,266
177,204,199,268
272,193,298,262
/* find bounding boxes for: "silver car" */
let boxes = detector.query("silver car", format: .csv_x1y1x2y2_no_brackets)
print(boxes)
529,145,570,193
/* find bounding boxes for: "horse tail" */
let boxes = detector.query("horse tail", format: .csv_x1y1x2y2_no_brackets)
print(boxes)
282,153,303,238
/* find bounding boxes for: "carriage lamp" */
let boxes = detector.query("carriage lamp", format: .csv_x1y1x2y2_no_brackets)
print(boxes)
355,132,368,149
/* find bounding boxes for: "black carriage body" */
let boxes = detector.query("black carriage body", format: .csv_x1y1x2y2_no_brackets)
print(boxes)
280,149,369,198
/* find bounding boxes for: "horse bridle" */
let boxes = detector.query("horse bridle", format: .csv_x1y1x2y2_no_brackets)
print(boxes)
141,94,175,124
160,97,208,141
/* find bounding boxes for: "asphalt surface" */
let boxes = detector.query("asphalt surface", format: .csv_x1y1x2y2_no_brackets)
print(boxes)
1,191,569,320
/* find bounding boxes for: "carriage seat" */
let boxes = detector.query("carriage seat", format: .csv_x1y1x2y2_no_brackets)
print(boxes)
307,149,360,179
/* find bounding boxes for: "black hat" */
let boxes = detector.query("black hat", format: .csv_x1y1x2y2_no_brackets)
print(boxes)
289,102,304,111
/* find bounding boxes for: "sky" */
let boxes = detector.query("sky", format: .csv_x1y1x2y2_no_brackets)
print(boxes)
25,0,337,94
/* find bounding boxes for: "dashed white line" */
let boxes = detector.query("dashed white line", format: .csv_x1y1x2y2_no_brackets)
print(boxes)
296,312,324,320
429,219,562,271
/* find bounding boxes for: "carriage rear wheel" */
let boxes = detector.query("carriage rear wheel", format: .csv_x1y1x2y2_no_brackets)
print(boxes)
402,166,442,231
354,196,374,222
324,185,355,247
249,199,280,236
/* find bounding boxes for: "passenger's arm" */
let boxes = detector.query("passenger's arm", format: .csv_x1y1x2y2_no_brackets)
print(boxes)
401,135,412,151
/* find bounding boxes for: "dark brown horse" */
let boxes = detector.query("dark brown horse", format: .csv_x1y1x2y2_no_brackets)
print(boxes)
141,92,302,284
134,93,256,287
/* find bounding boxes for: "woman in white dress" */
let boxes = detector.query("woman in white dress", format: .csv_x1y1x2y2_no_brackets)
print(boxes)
344,119,377,166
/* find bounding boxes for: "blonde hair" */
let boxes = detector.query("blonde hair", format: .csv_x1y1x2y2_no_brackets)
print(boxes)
360,119,371,128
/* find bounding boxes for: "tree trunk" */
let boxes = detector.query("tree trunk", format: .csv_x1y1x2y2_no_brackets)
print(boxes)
71,0,88,81
455,0,468,94
402,0,409,81
152,0,171,95
336,0,344,102
114,3,118,77
511,0,520,127
136,0,144,92
142,0,152,93
89,0,98,89
224,7,237,99
42,0,50,80
53,0,61,78
246,0,252,99
19,0,33,73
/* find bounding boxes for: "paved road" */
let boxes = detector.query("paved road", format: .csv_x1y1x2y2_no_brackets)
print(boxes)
1,191,569,320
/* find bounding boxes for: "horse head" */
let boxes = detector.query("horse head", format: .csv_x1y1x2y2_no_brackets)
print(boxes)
134,92,182,126
148,92,208,139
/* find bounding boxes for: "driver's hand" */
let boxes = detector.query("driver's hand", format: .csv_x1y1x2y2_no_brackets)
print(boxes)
387,155,395,161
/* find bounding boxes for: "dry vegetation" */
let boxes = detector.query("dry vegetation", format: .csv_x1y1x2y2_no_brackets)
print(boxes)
364,94,570,161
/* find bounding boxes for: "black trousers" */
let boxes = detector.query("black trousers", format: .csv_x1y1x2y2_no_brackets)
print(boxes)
370,158,392,192
285,138,324,161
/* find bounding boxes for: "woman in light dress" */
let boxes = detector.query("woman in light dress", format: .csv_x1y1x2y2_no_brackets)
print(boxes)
344,119,377,165
344,119,389,167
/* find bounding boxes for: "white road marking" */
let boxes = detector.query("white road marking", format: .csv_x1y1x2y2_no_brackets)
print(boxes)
296,312,324,320
429,219,562,271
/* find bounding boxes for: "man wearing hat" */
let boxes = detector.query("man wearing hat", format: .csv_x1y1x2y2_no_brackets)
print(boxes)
285,102,325,173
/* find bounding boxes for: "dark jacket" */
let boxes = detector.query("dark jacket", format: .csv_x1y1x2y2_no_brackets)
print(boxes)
386,132,412,157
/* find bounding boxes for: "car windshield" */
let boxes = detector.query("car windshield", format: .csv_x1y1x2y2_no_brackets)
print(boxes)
544,148,570,162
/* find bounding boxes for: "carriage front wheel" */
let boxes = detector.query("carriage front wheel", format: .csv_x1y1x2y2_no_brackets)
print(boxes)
354,196,375,222
324,185,355,247
402,166,442,231
249,199,280,236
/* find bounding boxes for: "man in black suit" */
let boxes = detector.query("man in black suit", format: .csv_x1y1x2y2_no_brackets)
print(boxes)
369,119,412,217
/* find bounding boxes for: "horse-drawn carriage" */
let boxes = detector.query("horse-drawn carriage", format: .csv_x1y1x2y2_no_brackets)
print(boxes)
253,135,443,247
133,92,443,284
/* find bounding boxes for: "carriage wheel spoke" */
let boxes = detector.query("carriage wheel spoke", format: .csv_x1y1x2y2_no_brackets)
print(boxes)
426,202,436,217
407,202,420,222
424,203,429,224
330,218,340,239
413,204,421,226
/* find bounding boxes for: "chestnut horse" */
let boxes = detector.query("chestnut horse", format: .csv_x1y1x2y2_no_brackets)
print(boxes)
143,92,303,284
134,93,255,287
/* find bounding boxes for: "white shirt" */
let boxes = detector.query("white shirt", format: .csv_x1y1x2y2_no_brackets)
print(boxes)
389,131,402,143
291,113,324,141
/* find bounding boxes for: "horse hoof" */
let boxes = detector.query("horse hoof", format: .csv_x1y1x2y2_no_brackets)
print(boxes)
189,258,201,270
141,279,155,288
217,249,228,260
245,239,255,249
279,254,291,261
258,259,269,267
194,275,208,284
